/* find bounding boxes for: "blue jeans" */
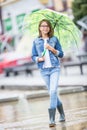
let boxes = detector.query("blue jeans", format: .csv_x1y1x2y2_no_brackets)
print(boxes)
40,67,62,109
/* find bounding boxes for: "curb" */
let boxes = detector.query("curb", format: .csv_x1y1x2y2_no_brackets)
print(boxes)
0,86,86,103
0,95,18,103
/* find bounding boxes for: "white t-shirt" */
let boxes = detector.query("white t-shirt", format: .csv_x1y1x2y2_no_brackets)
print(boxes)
43,39,52,68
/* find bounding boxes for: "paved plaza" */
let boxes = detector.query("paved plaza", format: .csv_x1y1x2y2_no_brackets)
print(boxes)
0,92,87,130
0,67,87,130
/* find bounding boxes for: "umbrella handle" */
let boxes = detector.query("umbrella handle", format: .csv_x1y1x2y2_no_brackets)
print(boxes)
42,49,46,56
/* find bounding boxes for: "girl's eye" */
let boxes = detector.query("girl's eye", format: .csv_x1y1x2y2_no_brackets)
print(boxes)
40,25,49,28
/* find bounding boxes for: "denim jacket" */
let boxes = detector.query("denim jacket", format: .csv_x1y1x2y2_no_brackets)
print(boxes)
32,36,64,69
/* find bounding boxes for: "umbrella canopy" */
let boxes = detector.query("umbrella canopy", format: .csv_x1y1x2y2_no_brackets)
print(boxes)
22,9,82,52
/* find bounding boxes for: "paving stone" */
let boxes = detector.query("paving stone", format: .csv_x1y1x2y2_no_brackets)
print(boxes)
0,107,87,130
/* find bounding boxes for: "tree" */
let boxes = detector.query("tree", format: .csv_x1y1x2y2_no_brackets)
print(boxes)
72,0,87,24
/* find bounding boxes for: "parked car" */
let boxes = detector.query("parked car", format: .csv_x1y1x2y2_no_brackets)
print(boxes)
0,52,33,76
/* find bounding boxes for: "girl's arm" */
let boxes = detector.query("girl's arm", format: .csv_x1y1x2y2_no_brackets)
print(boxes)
32,41,44,63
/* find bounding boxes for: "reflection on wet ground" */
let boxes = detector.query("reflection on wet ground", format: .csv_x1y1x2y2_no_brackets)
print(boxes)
0,91,87,130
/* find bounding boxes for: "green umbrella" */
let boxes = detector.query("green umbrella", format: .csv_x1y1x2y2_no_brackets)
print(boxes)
22,9,82,52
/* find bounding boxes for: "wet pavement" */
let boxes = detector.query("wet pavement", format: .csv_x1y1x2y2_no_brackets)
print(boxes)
0,66,87,130
0,91,87,130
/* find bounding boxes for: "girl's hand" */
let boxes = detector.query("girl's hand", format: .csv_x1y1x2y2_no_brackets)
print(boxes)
38,57,45,62
45,43,51,50
45,44,58,54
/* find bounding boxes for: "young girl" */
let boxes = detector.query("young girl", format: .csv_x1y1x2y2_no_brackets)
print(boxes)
32,19,65,127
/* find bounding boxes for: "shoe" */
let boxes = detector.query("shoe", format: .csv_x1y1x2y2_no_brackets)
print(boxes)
57,104,65,122
48,108,56,127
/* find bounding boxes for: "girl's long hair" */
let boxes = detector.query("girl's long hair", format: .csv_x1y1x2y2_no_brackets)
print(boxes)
38,19,54,38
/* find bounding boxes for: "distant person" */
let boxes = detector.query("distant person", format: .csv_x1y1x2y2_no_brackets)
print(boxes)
83,31,87,53
3,46,8,53
32,19,65,127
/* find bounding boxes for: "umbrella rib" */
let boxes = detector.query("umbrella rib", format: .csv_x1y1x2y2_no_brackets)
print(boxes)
37,12,53,20
57,25,60,42
58,24,79,48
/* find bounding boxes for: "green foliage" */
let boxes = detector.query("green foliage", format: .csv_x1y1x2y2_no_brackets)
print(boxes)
75,0,87,4
72,0,87,23
81,4,87,15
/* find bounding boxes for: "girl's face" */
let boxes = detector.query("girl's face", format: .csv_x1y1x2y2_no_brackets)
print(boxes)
39,21,50,35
